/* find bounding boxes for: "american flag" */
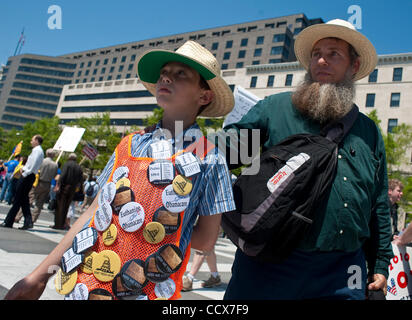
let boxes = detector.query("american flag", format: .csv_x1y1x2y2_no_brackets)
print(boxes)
387,278,397,296
82,142,98,160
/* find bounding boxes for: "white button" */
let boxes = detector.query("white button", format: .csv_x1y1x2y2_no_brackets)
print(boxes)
343,177,347,181
344,203,348,208
340,230,344,235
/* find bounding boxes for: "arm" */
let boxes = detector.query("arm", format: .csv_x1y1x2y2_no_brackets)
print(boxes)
190,214,222,252
393,223,412,246
4,195,99,300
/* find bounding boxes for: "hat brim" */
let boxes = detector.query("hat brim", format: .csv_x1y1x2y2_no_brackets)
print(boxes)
294,23,377,81
137,50,234,117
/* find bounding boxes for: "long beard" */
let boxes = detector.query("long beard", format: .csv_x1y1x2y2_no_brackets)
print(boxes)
291,72,355,124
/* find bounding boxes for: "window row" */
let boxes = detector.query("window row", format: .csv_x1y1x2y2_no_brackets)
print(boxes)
211,33,291,51
368,67,404,83
78,55,137,69
365,93,402,107
249,74,293,88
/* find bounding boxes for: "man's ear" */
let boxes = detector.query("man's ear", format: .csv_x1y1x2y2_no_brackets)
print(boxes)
199,89,214,106
352,57,361,77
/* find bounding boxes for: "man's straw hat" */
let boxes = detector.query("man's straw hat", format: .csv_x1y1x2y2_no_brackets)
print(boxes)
137,41,234,117
294,19,377,81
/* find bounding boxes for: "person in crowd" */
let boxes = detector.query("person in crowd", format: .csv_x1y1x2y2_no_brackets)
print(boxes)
1,135,44,230
388,179,405,238
0,155,20,203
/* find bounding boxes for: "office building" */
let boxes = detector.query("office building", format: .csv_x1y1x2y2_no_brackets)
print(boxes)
0,13,322,129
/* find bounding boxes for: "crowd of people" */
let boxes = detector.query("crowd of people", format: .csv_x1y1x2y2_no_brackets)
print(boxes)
0,137,99,231
0,17,411,301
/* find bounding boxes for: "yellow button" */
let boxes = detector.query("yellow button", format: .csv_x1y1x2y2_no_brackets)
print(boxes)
116,177,131,189
103,224,118,246
92,250,121,282
80,251,98,274
172,175,193,196
143,222,166,244
55,268,78,295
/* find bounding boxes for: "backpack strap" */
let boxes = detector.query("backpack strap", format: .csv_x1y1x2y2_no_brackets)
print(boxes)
321,105,359,144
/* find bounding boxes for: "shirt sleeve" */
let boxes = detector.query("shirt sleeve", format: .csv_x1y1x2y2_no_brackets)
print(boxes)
197,150,236,216
97,152,115,188
367,127,394,278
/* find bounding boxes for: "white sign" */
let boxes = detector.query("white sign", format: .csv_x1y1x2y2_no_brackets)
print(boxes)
53,127,86,152
386,244,412,300
223,86,262,128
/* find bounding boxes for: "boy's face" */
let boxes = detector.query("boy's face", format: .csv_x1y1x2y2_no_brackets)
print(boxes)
156,62,213,114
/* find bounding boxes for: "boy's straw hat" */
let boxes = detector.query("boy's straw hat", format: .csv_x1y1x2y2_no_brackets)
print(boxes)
137,41,234,117
294,19,377,81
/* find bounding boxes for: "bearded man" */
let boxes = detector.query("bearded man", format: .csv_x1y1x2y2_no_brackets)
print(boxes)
222,19,393,300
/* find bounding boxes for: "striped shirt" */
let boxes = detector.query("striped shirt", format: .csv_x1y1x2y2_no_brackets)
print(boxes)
97,122,235,254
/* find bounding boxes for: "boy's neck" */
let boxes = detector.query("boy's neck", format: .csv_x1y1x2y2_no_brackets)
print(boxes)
161,113,196,138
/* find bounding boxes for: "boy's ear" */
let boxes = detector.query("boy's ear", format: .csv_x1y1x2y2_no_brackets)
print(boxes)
199,89,214,106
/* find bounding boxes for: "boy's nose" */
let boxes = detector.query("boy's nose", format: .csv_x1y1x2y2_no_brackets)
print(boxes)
159,73,172,83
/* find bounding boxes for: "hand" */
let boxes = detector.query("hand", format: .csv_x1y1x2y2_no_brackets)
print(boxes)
4,275,47,300
392,235,403,246
368,273,387,295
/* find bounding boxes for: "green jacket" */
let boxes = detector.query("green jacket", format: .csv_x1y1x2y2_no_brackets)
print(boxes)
224,91,393,277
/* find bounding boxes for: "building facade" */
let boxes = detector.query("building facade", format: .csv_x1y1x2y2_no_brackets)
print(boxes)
0,13,322,129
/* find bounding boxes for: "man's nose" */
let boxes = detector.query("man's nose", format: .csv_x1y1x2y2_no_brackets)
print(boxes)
317,56,328,65
159,73,172,83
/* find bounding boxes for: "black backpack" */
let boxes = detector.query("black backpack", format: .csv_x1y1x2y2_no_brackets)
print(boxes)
85,181,96,197
221,106,359,263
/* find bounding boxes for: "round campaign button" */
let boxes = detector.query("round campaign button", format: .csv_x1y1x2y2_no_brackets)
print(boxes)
92,250,121,282
119,202,145,232
154,278,176,299
55,269,78,295
172,175,193,196
115,177,131,189
102,224,118,246
112,274,142,299
66,283,89,300
120,259,148,292
112,186,135,214
72,227,98,254
98,182,116,206
148,140,173,159
88,288,114,300
112,166,129,183
94,201,113,232
162,185,190,213
153,207,181,235
80,251,98,274
155,244,183,274
143,222,165,244
144,253,171,283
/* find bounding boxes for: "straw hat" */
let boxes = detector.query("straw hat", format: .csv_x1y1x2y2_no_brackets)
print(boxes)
137,40,234,117
294,19,377,81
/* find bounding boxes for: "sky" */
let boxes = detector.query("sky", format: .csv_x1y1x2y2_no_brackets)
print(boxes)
1,0,411,65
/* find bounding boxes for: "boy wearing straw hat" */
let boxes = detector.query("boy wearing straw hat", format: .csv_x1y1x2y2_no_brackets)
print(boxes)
4,41,236,299
223,19,393,300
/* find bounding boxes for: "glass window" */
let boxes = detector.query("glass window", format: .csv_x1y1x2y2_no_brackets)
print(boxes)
250,76,257,88
226,40,233,49
273,34,285,43
366,93,375,107
87,61,92,67
93,69,97,75
104,59,108,65
112,57,117,64
271,46,283,55
238,50,246,59
95,60,100,66
252,60,260,65
254,48,262,57
267,75,275,87
223,52,231,60
387,119,398,133
85,70,90,76
256,36,264,45
221,64,228,70
109,66,115,73
77,71,82,77
211,42,219,50
368,69,378,83
390,93,400,107
128,64,134,71
393,68,403,81
119,65,124,72
131,54,136,61
240,38,248,47
101,67,106,74
236,62,244,68
121,56,126,63
80,62,84,68
285,74,293,86
269,59,282,64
